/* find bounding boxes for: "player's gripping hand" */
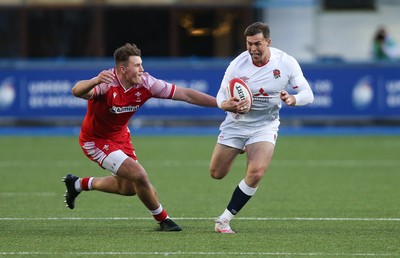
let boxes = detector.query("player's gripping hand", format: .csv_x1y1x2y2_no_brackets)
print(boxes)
94,70,114,85
221,97,250,114
280,90,296,106
72,70,114,99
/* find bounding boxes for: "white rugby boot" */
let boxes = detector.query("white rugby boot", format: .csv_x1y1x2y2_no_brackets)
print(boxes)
214,218,235,234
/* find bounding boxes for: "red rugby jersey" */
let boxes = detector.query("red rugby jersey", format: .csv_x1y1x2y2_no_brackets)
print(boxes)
79,68,176,142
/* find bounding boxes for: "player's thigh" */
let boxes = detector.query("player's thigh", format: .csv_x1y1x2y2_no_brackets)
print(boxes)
210,143,241,178
110,157,149,194
245,141,275,184
117,157,149,183
245,122,278,173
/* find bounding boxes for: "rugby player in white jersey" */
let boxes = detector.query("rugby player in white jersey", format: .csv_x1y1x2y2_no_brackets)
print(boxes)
62,43,217,231
210,22,314,233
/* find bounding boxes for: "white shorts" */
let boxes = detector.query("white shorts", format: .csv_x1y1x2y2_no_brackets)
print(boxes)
217,121,279,150
102,150,129,175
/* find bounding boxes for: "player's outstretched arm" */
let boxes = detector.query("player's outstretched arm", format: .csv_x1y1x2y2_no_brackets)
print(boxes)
172,87,217,107
72,70,114,100
280,87,314,107
280,90,297,106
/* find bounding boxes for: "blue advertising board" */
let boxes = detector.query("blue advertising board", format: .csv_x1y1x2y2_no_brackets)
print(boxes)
0,60,399,122
282,64,400,120
0,68,91,119
0,64,225,121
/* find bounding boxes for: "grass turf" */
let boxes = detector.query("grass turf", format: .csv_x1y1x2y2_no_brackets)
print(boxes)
0,134,399,257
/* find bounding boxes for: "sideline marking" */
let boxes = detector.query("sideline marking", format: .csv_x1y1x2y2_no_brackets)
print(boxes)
0,192,56,197
1,217,399,221
0,251,395,256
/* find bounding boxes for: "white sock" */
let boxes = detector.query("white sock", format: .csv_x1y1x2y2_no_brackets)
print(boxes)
74,179,82,192
87,177,94,190
238,179,257,196
220,209,235,221
149,205,163,215
219,180,258,222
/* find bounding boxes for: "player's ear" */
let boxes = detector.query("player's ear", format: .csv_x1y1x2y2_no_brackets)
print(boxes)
267,38,271,46
119,66,126,75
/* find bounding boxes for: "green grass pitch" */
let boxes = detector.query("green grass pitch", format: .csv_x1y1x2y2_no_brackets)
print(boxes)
0,134,399,257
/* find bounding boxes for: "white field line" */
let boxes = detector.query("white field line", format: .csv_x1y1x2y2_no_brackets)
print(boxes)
1,217,399,221
0,192,56,196
1,218,397,256
0,159,399,168
0,251,395,256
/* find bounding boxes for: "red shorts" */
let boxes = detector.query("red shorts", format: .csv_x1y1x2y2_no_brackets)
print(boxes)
79,138,137,169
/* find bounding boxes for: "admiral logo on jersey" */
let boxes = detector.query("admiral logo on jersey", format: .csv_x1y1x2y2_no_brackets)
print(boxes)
109,105,140,114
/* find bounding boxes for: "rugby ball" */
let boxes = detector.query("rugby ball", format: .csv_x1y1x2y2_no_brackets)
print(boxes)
227,78,253,112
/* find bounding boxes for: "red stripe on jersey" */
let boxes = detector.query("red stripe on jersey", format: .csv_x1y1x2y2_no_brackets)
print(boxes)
293,86,299,89
91,87,98,98
168,84,176,99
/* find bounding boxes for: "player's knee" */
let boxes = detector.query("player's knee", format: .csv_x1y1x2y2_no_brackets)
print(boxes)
118,180,136,196
132,170,149,185
247,170,265,183
118,188,136,196
120,162,148,183
209,167,226,180
114,177,137,196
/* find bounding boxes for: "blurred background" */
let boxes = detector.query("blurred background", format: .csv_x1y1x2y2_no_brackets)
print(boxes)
0,0,399,134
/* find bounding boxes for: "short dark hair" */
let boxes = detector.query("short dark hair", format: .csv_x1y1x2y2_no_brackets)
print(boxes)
114,43,141,66
244,22,270,39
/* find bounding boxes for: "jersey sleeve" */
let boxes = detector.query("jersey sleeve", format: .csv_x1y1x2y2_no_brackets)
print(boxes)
91,82,112,98
90,68,116,98
144,73,176,99
216,73,230,108
216,58,238,108
285,56,314,106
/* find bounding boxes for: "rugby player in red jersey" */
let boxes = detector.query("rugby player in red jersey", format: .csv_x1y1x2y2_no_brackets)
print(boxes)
62,43,217,231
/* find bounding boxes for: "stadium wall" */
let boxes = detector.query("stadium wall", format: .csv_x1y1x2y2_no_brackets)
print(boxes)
0,59,400,126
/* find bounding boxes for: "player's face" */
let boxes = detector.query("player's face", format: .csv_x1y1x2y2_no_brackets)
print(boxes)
121,56,144,85
246,33,271,66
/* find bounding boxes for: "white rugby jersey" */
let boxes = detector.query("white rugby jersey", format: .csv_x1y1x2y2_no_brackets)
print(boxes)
216,47,314,129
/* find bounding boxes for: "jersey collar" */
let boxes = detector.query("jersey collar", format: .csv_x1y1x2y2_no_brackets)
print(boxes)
114,69,134,92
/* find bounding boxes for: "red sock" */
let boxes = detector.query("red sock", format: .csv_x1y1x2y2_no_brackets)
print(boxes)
81,177,91,191
153,209,168,222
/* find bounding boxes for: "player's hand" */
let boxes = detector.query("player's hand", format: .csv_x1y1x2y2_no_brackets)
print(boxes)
221,97,249,114
280,90,296,106
94,70,114,85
